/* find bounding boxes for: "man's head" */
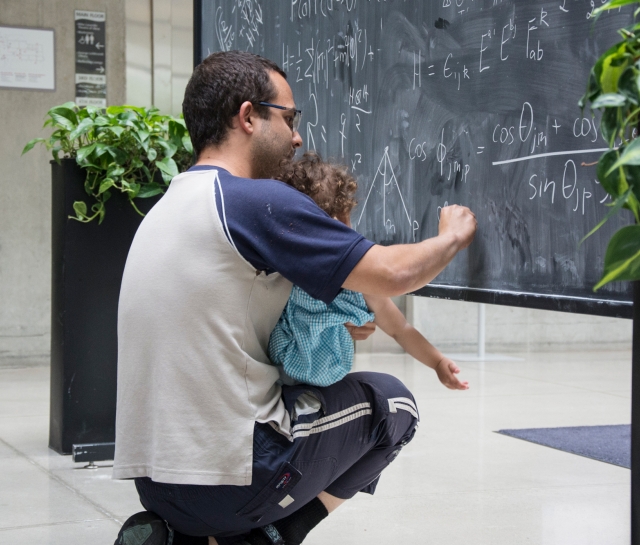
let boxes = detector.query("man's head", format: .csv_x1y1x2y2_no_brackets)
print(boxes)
276,152,358,226
182,51,302,178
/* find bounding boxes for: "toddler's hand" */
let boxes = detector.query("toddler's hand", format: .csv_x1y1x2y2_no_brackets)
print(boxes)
345,321,376,341
435,357,469,390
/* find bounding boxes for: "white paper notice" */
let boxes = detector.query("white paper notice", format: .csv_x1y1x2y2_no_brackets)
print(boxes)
0,26,55,91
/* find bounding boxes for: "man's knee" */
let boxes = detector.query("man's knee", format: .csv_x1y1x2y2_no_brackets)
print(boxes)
349,371,416,406
348,371,418,445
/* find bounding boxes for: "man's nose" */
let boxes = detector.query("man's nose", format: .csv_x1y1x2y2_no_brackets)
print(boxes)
292,130,303,148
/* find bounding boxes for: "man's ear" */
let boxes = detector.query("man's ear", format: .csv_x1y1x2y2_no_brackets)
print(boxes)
237,101,255,135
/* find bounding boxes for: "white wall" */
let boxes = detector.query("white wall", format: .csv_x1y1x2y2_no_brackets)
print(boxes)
125,0,193,115
357,296,632,355
0,0,193,364
0,0,126,364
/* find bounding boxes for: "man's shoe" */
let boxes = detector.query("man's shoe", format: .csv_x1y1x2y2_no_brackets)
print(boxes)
239,525,285,545
114,511,174,545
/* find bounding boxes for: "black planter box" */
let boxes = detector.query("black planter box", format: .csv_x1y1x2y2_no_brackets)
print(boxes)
49,159,159,454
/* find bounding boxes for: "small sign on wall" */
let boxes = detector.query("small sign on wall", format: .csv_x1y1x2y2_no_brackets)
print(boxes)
0,26,55,91
75,10,106,107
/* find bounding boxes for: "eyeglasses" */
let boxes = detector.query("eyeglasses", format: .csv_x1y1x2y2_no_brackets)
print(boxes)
257,102,302,133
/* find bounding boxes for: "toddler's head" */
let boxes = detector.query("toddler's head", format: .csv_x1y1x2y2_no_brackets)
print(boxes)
277,151,357,226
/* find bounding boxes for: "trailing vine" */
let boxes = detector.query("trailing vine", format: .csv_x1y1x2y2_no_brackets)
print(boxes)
23,103,193,223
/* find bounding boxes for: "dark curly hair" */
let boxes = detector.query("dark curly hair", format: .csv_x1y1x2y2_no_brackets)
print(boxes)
182,51,286,158
276,151,358,222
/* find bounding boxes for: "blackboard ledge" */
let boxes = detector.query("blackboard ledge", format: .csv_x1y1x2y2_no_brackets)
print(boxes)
412,285,633,319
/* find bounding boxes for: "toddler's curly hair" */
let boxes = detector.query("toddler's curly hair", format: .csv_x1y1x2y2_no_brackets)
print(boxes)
276,151,357,222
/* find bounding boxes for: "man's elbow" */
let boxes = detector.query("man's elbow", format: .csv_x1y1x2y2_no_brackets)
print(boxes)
373,261,415,297
345,245,421,296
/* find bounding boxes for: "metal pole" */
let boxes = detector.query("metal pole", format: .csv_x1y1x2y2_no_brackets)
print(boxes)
478,303,486,360
632,281,640,545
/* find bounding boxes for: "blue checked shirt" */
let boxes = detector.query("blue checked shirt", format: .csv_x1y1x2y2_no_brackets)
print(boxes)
268,286,375,387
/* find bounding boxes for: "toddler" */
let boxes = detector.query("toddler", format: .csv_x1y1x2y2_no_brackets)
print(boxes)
269,152,468,391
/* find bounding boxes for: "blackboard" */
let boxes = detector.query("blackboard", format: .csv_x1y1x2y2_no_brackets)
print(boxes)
194,0,635,318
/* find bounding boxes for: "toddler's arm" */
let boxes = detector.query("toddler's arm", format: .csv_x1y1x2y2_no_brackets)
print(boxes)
363,294,469,391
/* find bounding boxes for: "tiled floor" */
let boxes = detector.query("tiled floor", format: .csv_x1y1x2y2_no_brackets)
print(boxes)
0,350,632,544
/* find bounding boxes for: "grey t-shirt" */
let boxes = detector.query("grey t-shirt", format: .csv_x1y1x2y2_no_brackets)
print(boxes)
113,168,373,486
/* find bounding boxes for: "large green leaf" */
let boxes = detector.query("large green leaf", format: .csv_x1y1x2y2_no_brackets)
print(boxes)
168,120,185,147
51,146,62,161
137,183,164,198
600,45,629,94
125,105,147,116
48,105,78,126
156,156,179,180
608,138,640,171
137,131,151,146
73,200,88,219
93,143,109,158
617,66,640,104
118,111,137,123
50,113,76,132
624,164,640,207
157,139,178,158
625,192,640,221
599,149,629,197
69,117,94,141
85,106,101,117
106,165,125,179
107,125,125,137
591,93,627,108
594,0,640,16
21,138,45,155
77,143,97,163
58,101,77,111
98,179,115,195
141,164,152,182
599,107,620,144
125,182,141,198
106,146,128,165
594,225,640,289
593,43,621,86
106,105,127,115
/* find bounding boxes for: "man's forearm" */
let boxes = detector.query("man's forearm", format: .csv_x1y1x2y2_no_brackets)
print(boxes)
342,231,463,297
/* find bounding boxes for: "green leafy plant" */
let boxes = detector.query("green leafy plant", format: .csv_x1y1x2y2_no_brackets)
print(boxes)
23,103,193,223
581,0,640,289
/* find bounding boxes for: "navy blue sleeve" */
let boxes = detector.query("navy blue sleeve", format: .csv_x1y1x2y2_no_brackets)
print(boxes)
197,166,373,305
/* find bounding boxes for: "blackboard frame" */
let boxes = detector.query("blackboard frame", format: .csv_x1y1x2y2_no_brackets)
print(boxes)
193,0,203,74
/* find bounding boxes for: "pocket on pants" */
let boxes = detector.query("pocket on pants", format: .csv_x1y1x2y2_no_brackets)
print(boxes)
292,457,338,496
236,461,303,523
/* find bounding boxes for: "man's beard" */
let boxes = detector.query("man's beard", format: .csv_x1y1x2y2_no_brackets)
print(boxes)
250,123,294,179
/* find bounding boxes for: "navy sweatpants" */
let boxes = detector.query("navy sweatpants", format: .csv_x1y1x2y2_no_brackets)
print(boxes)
135,372,419,542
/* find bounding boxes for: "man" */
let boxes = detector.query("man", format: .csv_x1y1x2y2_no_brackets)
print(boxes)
113,51,476,545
